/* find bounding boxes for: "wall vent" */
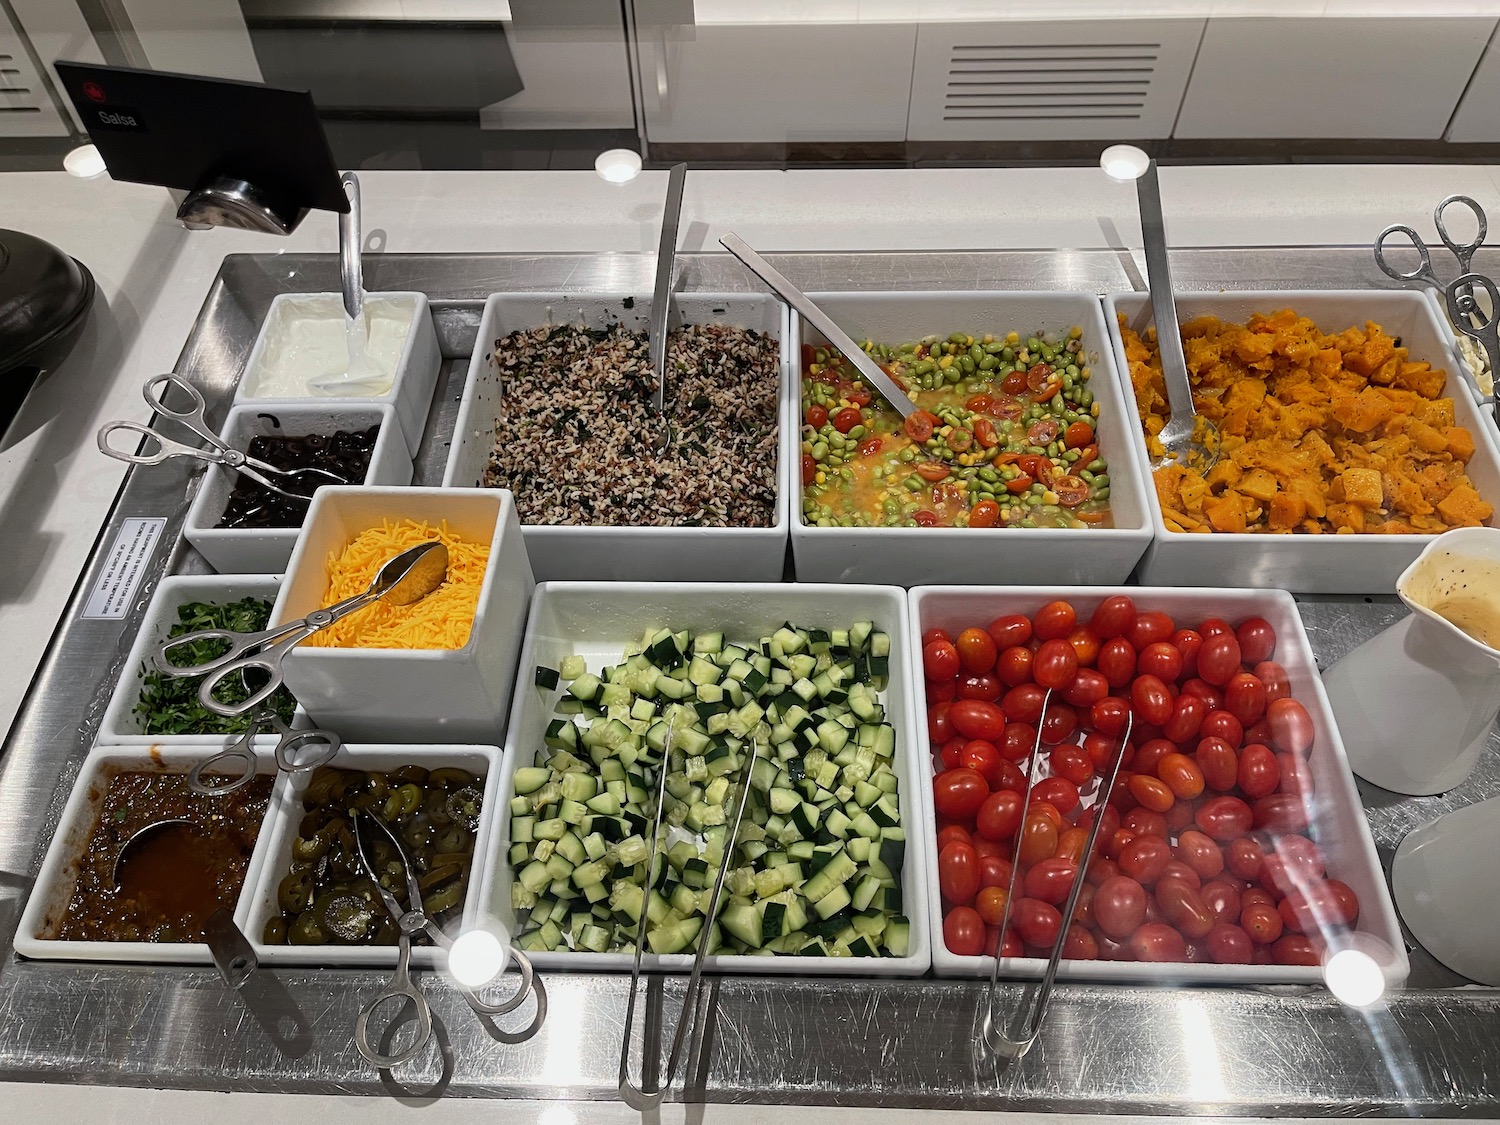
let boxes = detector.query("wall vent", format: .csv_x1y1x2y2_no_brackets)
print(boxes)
0,15,71,138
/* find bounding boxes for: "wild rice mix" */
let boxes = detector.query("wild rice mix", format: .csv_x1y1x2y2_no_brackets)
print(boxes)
482,323,780,526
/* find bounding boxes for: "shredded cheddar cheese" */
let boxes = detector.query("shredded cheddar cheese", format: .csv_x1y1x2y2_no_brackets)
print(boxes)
306,518,488,650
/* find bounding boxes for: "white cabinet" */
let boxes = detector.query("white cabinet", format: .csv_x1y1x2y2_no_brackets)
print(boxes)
1175,16,1495,140
637,22,917,144
1448,29,1500,143
907,19,1205,142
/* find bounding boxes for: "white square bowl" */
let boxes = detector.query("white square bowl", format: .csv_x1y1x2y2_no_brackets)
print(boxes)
1106,290,1500,593
245,743,502,967
270,486,534,744
441,292,789,581
99,573,294,744
14,740,292,963
908,585,1408,987
183,402,413,575
789,292,1153,586
478,581,930,975
233,291,441,455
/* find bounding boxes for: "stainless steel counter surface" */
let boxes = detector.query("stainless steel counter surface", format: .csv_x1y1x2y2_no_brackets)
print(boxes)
0,248,1495,1114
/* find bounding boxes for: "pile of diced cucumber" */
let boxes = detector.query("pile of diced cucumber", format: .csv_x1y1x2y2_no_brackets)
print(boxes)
511,621,911,959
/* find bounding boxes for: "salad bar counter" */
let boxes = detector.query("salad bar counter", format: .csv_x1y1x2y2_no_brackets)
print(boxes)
0,247,1496,1114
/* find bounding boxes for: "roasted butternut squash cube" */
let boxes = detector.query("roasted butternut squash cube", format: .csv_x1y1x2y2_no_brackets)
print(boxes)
1436,483,1494,526
1392,362,1446,399
1268,491,1307,530
1340,467,1384,508
1238,469,1279,502
1205,495,1247,533
1445,426,1477,462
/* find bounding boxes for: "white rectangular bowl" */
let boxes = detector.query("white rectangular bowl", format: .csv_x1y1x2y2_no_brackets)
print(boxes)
245,743,502,967
441,292,790,582
789,292,1153,586
1107,290,1500,593
183,402,413,574
480,581,930,975
100,573,290,744
271,486,534,744
14,740,292,963
233,291,441,455
908,585,1408,987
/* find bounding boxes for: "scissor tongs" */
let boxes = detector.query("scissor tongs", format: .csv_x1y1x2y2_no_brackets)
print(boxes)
350,808,537,1069
97,373,348,500
981,691,1135,1059
187,705,342,796
619,718,761,1109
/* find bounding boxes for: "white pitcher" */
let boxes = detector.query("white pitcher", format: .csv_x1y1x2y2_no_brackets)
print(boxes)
1322,526,1500,795
1391,797,1500,984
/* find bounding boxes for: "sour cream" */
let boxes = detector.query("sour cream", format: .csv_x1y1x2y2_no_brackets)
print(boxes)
243,294,412,399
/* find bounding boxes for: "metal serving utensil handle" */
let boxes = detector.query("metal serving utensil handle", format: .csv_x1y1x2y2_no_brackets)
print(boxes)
188,718,266,796
1136,162,1196,439
354,931,433,1069
96,420,212,467
719,232,920,420
1435,194,1488,275
340,171,363,325
1374,224,1440,287
651,163,687,421
1446,273,1500,427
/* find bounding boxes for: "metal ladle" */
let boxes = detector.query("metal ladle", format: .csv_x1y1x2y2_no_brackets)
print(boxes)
650,163,687,450
306,171,386,395
111,818,202,888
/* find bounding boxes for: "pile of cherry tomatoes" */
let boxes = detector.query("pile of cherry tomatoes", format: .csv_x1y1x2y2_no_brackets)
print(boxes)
925,596,1360,967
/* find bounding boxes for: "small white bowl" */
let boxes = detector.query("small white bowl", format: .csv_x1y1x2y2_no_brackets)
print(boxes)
234,291,441,455
1107,289,1500,593
442,292,790,581
245,743,502,967
788,291,1153,586
99,573,291,744
14,740,291,963
480,580,930,976
184,402,412,575
909,584,1408,987
270,486,534,744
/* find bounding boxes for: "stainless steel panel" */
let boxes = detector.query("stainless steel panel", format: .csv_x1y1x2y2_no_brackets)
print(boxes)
1,248,1496,1112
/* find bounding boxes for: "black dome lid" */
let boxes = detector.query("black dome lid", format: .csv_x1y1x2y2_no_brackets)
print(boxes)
0,229,95,377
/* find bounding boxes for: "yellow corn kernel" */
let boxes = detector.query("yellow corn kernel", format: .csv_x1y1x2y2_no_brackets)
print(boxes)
939,355,954,369
1043,490,1059,505
815,471,827,485
1007,331,1020,344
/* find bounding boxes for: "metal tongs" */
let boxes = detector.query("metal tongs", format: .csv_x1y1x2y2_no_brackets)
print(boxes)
350,808,537,1069
97,374,349,500
618,720,761,1109
151,540,448,717
187,704,341,796
981,696,1135,1059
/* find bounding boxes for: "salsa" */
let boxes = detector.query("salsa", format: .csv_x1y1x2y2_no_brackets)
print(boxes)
53,768,272,943
800,329,1113,529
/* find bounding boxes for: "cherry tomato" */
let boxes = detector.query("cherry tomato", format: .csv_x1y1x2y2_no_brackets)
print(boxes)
1090,696,1131,737
1130,674,1173,726
937,824,972,852
903,410,938,442
1197,632,1243,686
1241,901,1284,944
1172,629,1205,680
1000,722,1038,762
1123,807,1167,838
1241,886,1277,911
1275,834,1327,882
957,673,1002,702
1156,876,1215,939
916,462,951,484
1234,743,1279,798
1164,799,1195,834
1033,775,1080,815
1254,660,1291,703
997,645,1034,687
991,757,1027,793
1131,921,1187,962
948,428,975,453
1031,800,1063,829
1097,637,1138,689
1052,475,1090,507
1235,616,1277,664
1199,617,1234,639
1266,697,1315,755
923,627,954,647
979,854,1014,889
976,790,1024,841
1027,417,1062,446
943,906,985,955
1002,684,1046,725
1181,678,1224,712
1195,736,1239,792
804,404,829,429
1138,641,1184,684
1024,857,1079,905
1033,638,1079,690
923,639,960,680
954,627,997,675
1063,924,1098,960
1225,672,1268,726
987,614,1033,650
938,736,965,770
1017,812,1059,864
949,699,1006,742
1062,668,1109,708
1200,710,1244,749
939,841,981,905
1128,774,1175,813
1207,922,1254,964
1132,737,1176,778
1326,879,1361,926
973,835,1006,859
1173,831,1224,882
1034,601,1078,642
975,885,1010,926
1119,834,1172,883
1253,794,1309,834
1196,795,1254,841
832,406,862,433
847,385,873,407
1128,611,1175,650
1272,934,1323,966
1039,703,1078,746
960,740,1005,788
933,767,989,821
927,700,953,743
1015,898,1063,947
1157,752,1206,800
1055,825,1091,864
1001,369,1029,395
1066,625,1101,667
927,676,957,705
1026,362,1057,392
914,510,939,527
801,453,817,486
973,417,1000,449
858,436,883,458
1090,595,1137,639
1226,836,1265,881
1200,879,1242,927
1049,743,1095,786
969,499,1000,528
1162,693,1207,744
